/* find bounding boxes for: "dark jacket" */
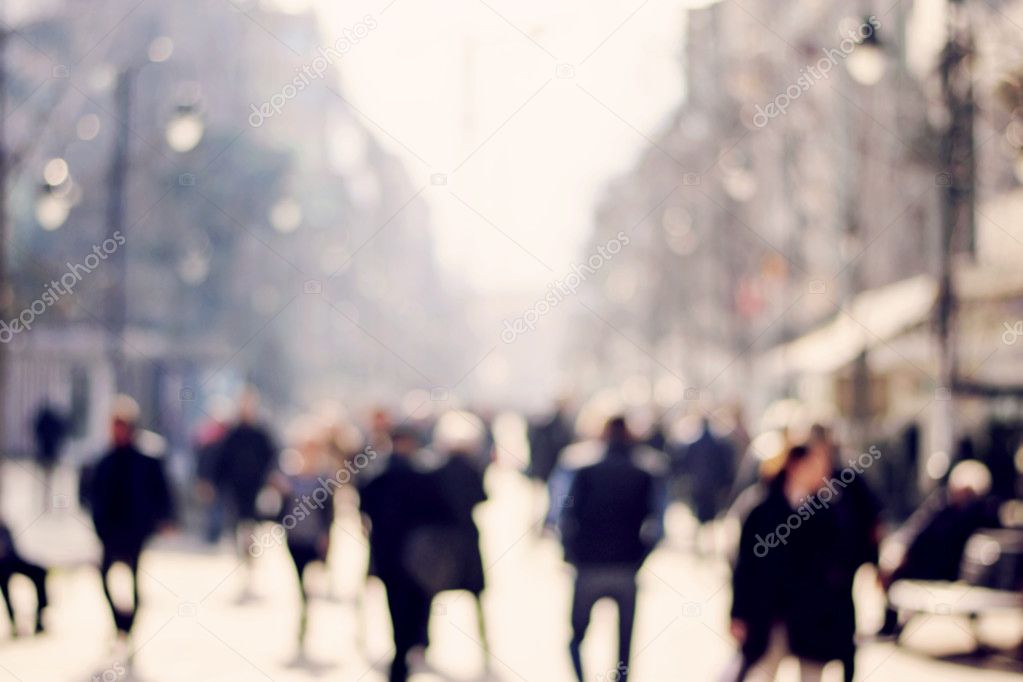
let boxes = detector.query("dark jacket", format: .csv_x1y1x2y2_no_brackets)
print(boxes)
33,406,66,463
527,411,573,482
88,444,175,552
429,454,488,594
731,478,864,664
359,456,454,589
560,444,661,569
213,422,277,515
676,425,735,523
892,489,1000,583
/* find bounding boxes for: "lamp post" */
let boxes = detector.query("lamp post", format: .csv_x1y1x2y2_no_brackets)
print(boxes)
933,0,975,464
842,14,886,449
104,38,204,391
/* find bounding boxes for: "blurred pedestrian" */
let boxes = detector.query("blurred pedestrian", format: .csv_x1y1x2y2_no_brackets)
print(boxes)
275,418,334,657
808,424,882,681
86,396,175,652
877,459,999,637
729,444,854,681
675,415,736,555
527,399,573,484
213,388,278,601
559,415,665,682
32,402,67,511
359,425,452,682
193,396,231,544
0,521,48,636
528,400,575,535
430,411,491,669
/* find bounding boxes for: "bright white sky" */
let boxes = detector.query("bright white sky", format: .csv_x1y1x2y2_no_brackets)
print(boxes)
310,0,699,293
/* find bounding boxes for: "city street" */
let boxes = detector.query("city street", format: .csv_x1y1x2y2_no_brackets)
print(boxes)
1,462,1020,682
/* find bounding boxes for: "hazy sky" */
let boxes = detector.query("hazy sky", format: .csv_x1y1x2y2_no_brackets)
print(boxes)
313,0,697,293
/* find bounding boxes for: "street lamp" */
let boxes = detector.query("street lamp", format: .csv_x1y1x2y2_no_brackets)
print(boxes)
846,22,886,86
269,197,302,233
105,36,196,389
840,15,887,447
166,103,204,153
34,157,81,230
35,184,69,231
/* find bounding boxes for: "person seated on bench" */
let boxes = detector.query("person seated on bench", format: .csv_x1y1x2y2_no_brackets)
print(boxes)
877,460,1000,637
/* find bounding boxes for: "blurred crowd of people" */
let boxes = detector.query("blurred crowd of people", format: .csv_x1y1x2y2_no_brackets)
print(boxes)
1,390,1020,681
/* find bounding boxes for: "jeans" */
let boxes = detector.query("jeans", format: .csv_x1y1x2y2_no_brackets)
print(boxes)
569,565,638,682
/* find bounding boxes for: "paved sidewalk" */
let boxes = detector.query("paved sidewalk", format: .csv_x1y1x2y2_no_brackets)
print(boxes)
0,463,1020,681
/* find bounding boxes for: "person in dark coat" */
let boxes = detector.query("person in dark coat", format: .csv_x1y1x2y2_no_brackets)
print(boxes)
0,522,48,636
360,425,453,682
213,389,278,600
527,402,573,483
87,396,175,646
559,415,665,682
429,410,491,667
878,460,1000,637
730,444,850,682
193,397,231,544
677,416,736,526
808,424,883,681
33,403,67,511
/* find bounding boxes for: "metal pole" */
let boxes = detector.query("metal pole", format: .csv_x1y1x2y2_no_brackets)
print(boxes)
933,0,974,463
105,67,133,391
0,29,8,468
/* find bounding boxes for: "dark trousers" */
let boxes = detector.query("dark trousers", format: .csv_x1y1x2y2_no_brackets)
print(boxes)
101,546,142,635
0,556,48,629
288,540,321,646
569,565,638,682
383,575,431,682
287,541,321,603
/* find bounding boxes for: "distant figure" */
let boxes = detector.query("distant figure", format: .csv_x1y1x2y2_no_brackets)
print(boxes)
213,389,278,600
527,401,573,484
676,416,736,541
87,396,175,650
275,419,334,657
559,416,665,682
32,403,67,510
193,397,231,544
0,522,48,636
730,444,855,682
430,411,491,669
808,423,882,682
878,460,1000,637
359,425,453,682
